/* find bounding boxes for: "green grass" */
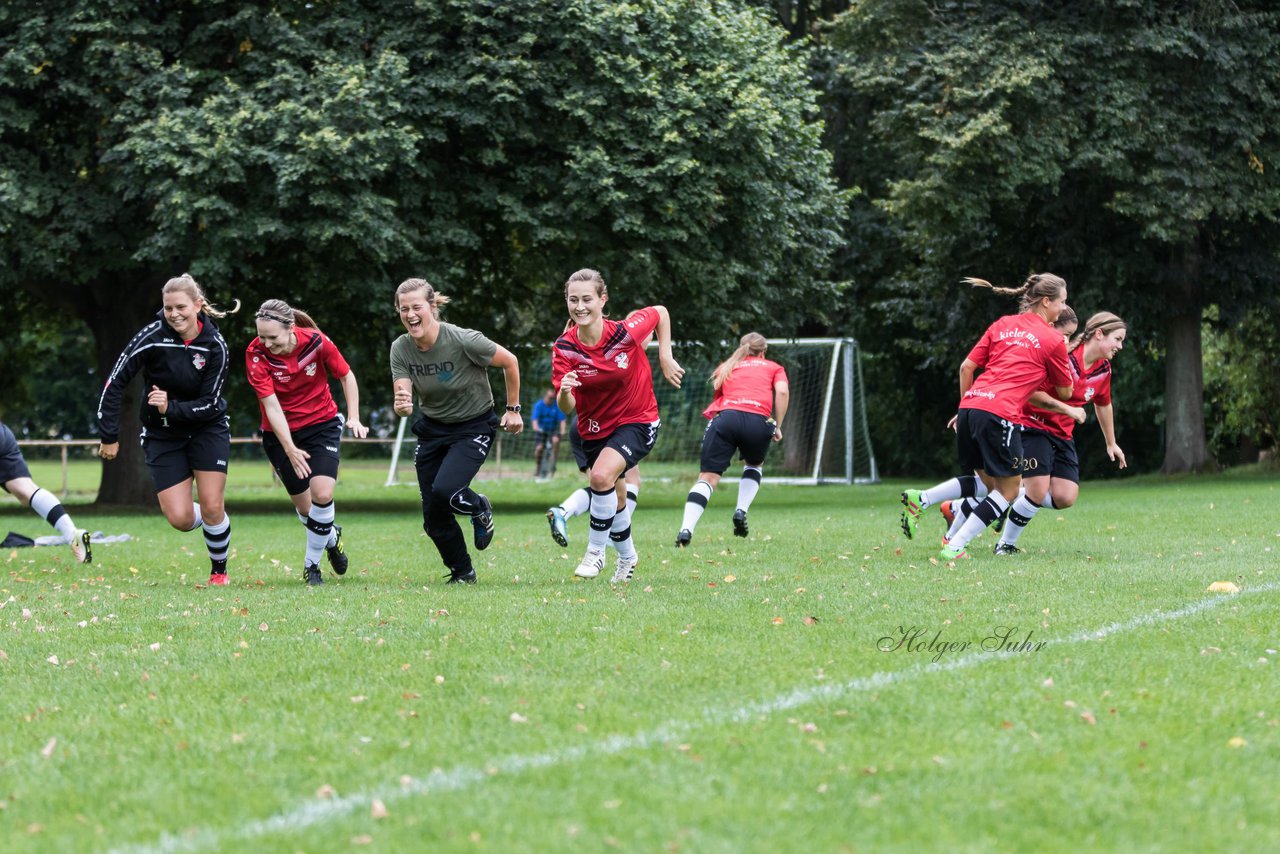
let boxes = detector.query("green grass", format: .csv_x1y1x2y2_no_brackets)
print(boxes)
1,466,1278,852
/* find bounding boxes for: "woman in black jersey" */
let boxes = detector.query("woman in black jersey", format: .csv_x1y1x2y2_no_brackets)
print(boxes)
97,274,239,586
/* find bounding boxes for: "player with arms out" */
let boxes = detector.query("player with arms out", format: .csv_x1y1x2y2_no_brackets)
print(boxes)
552,268,683,583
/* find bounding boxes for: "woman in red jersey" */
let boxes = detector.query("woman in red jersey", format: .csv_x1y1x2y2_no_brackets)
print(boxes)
900,273,1074,561
247,299,368,586
992,311,1127,554
675,332,789,547
551,268,683,583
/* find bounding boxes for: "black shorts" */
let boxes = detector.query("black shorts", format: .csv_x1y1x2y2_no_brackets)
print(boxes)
569,421,588,472
263,416,344,495
0,422,32,484
699,409,775,474
580,421,660,473
1020,428,1079,483
141,417,231,492
956,409,1022,479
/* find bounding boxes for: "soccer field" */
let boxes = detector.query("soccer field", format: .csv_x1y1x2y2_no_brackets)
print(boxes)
1,468,1277,852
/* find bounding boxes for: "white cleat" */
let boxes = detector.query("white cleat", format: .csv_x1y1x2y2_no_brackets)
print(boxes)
71,529,92,564
611,555,638,584
574,549,605,579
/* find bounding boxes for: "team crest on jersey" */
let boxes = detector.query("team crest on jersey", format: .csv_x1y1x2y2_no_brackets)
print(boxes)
614,352,629,369
305,363,317,377
1083,387,1096,402
192,353,206,370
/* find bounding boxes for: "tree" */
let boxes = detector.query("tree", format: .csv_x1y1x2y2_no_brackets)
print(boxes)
823,0,1280,474
0,0,845,503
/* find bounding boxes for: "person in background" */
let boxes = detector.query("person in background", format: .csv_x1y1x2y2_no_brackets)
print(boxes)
530,387,567,479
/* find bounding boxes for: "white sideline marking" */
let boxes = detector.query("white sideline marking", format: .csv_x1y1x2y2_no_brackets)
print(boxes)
111,581,1278,854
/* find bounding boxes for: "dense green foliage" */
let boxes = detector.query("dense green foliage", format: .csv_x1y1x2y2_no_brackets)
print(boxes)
0,0,844,500
821,0,1280,475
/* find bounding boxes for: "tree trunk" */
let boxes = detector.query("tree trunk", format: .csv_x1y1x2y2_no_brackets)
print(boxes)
1161,240,1217,474
26,275,166,507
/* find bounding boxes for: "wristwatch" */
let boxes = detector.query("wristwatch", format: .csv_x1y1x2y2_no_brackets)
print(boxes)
506,404,522,413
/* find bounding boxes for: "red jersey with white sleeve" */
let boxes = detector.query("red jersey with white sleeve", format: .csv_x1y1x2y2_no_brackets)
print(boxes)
246,326,352,432
958,313,1072,422
1023,345,1112,440
703,357,787,419
552,307,660,438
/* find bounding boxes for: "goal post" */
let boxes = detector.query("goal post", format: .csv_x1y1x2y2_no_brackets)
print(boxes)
385,336,877,486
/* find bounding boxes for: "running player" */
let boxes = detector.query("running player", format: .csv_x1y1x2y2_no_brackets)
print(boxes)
552,268,683,583
247,299,368,585
545,414,643,551
900,273,1073,561
97,274,237,586
993,311,1127,553
391,278,523,585
676,332,789,546
0,421,92,562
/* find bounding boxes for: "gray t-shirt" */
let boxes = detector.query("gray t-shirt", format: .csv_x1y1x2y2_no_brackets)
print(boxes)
390,323,498,423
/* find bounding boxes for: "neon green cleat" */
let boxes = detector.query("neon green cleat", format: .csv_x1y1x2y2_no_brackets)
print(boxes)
900,488,925,539
938,544,967,562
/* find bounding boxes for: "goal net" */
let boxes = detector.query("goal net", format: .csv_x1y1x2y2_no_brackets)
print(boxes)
386,337,877,485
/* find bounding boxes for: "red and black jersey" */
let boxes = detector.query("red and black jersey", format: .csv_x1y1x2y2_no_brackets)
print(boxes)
1023,345,1113,440
703,357,787,420
97,310,230,443
958,313,1072,422
246,326,352,432
551,307,660,438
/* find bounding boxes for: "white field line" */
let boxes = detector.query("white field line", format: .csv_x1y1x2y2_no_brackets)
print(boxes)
110,581,1279,854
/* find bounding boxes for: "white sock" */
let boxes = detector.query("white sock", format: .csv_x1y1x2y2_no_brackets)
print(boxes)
190,502,204,532
1041,493,1057,509
305,500,336,566
950,493,1010,551
30,488,78,538
560,487,591,519
681,480,714,532
999,493,1040,547
609,504,636,561
737,467,762,512
587,488,615,553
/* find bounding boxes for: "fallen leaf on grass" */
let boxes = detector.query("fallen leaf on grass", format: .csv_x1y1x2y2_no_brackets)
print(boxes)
510,712,528,724
1207,581,1239,593
771,617,784,625
351,695,367,703
316,784,337,799
1227,736,1247,748
40,738,57,758
371,799,389,819
352,835,373,845
1081,711,1097,726
803,616,819,625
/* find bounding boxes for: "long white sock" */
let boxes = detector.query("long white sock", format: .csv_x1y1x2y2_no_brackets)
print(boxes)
681,480,714,532
609,504,637,561
946,497,980,541
737,467,762,512
923,475,987,509
29,488,78,539
626,483,639,517
586,488,614,553
560,487,592,519
949,493,1010,551
1041,493,1057,509
203,513,231,572
190,502,204,532
305,500,335,566
999,493,1040,547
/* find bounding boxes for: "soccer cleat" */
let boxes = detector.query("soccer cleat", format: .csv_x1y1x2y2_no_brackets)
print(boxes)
304,563,325,586
732,509,749,538
472,493,494,551
675,529,692,548
939,501,955,526
208,572,229,586
326,524,348,575
546,507,569,547
70,529,92,564
993,543,1021,556
611,554,638,584
938,544,967,562
444,566,477,584
900,488,924,539
574,548,605,578
993,507,1010,534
